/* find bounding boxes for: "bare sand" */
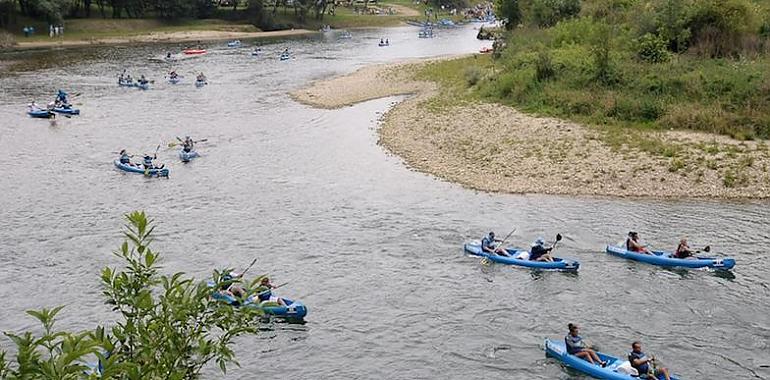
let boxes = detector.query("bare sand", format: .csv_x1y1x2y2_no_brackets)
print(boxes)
292,60,770,199
12,29,314,50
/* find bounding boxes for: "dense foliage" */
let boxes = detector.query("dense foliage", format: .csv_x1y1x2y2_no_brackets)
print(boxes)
482,0,770,139
0,211,262,379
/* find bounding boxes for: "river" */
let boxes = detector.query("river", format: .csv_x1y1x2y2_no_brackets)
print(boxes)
0,25,768,380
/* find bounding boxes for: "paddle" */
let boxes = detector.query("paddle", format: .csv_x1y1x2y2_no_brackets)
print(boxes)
239,258,258,279
552,233,563,250
169,138,207,148
257,281,288,296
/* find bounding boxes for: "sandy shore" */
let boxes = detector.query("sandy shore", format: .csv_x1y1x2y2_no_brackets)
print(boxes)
292,60,770,199
11,29,314,51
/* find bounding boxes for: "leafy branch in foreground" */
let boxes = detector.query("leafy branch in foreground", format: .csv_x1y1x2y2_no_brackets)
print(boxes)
1,211,262,379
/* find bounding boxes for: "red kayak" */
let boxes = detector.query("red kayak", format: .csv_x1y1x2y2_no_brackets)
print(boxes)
183,49,207,55
479,47,493,54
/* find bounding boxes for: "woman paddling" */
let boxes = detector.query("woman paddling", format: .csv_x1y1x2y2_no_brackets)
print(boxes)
565,323,606,367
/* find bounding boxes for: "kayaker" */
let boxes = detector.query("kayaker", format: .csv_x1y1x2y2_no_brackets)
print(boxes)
221,271,248,299
55,89,68,105
142,154,163,170
565,323,606,367
529,237,554,262
256,277,286,306
138,75,149,85
626,232,652,254
629,341,671,380
481,231,510,256
125,74,133,84
385,38,389,45
182,136,194,153
118,150,133,165
166,52,172,59
169,70,178,79
673,238,695,259
196,72,207,82
282,48,289,56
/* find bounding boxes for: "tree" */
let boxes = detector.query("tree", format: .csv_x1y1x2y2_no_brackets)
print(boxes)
1,212,262,379
496,0,521,30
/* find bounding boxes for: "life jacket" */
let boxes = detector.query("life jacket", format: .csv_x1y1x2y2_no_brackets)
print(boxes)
481,235,495,252
628,350,650,375
119,154,130,164
143,157,153,168
564,334,585,355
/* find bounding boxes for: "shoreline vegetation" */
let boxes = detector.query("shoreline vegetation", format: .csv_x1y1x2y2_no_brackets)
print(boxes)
292,57,770,199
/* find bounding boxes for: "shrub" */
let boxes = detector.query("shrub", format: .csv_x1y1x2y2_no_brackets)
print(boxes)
464,66,483,86
687,0,760,58
531,0,581,28
535,50,556,81
637,33,670,63
497,0,522,30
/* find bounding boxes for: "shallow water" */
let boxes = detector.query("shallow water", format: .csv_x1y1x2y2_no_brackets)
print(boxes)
1,25,769,380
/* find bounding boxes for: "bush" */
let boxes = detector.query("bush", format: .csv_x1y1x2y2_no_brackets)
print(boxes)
535,50,556,81
464,66,483,86
531,0,581,28
496,0,522,30
687,0,760,58
637,33,670,63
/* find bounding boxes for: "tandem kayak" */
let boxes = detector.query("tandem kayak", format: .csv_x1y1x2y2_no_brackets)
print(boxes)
52,106,80,115
118,80,135,87
545,339,680,380
113,160,169,177
208,283,307,320
605,244,735,270
463,241,579,271
179,149,199,162
28,109,55,118
183,49,207,55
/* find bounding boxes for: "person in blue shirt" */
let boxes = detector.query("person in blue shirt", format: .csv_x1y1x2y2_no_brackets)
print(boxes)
143,154,163,170
481,231,510,256
118,149,133,165
182,136,194,153
565,323,606,367
629,341,671,380
529,237,554,262
55,89,69,107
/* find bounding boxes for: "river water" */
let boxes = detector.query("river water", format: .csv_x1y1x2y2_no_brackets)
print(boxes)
1,25,769,380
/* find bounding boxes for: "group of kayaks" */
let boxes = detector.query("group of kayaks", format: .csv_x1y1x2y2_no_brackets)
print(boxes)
545,339,678,380
27,90,81,118
114,138,206,178
464,238,735,272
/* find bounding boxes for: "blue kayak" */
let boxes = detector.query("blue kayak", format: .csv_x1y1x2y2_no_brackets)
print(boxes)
179,149,199,162
280,53,290,61
545,339,680,380
208,282,307,320
28,109,55,118
113,160,169,177
117,80,135,87
168,77,180,84
136,82,150,90
52,106,80,115
227,40,241,47
605,245,735,270
463,242,579,271
195,80,207,88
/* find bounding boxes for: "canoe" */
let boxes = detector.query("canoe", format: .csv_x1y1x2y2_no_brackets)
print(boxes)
168,77,180,84
605,244,735,270
52,106,80,115
179,149,199,162
113,160,169,177
208,282,307,320
463,241,579,271
28,109,55,118
195,80,207,88
544,339,680,380
183,49,207,55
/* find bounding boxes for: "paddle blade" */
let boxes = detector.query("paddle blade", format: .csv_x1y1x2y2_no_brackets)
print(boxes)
556,233,562,242
703,245,711,252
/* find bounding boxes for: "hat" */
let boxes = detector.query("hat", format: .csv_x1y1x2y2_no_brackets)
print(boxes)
533,237,545,246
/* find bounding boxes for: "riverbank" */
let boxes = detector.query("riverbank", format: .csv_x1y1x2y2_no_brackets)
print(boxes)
292,58,770,199
9,28,314,51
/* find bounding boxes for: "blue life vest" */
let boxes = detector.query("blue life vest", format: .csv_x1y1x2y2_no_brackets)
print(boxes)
143,157,153,167
258,289,271,302
119,154,130,164
565,334,585,355
629,350,650,374
481,234,495,252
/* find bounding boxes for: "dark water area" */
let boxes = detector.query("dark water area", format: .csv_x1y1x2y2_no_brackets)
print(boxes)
1,25,768,379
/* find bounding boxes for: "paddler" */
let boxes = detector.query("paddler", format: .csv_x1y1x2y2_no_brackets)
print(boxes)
255,277,286,306
626,232,652,254
182,136,194,153
142,153,163,170
565,323,606,367
529,237,554,262
673,238,695,259
629,341,671,380
118,149,133,166
481,231,510,257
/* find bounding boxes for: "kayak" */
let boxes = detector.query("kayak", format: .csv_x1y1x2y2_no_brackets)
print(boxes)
52,106,80,115
28,109,55,118
113,160,169,177
227,40,241,48
480,46,493,53
136,82,150,90
463,241,579,271
179,149,199,162
251,50,261,56
183,49,207,55
280,53,290,61
378,42,389,47
195,80,207,88
168,77,180,84
605,244,735,270
117,80,135,87
544,339,680,380
208,282,307,320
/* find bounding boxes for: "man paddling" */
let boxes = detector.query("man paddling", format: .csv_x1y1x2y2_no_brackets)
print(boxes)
182,136,194,153
629,341,671,380
481,231,510,256
529,237,554,262
626,232,652,254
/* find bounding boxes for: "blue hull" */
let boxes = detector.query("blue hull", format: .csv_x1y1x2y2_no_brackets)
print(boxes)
280,54,290,61
28,109,54,118
136,83,150,90
52,107,79,115
168,78,180,84
210,287,307,320
463,242,579,271
195,80,207,87
179,149,199,162
605,245,735,270
113,160,169,177
545,339,679,380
